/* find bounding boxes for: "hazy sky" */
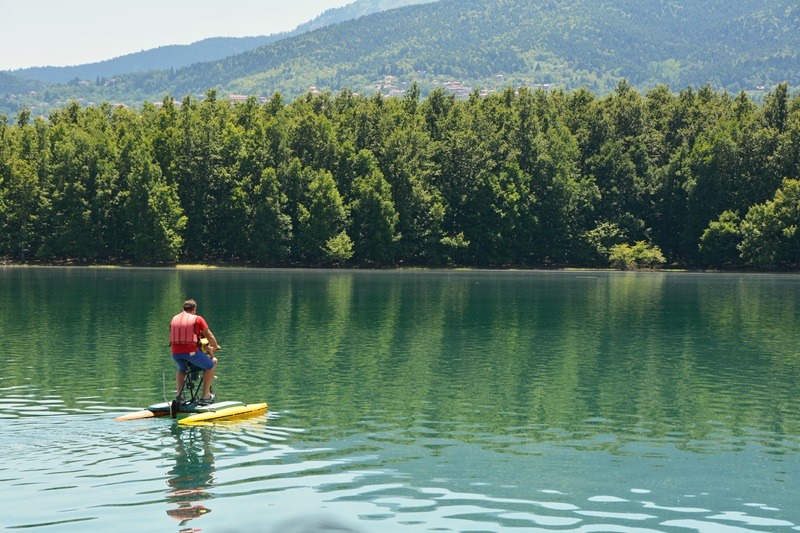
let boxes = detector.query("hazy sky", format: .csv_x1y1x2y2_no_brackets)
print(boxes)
0,0,354,71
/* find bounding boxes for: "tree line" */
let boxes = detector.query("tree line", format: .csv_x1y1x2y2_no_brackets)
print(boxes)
1,81,799,269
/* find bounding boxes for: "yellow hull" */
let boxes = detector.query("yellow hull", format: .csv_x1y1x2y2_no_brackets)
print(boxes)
178,402,268,426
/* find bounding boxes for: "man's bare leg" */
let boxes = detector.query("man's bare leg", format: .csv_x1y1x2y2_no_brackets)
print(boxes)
176,371,186,396
202,367,215,400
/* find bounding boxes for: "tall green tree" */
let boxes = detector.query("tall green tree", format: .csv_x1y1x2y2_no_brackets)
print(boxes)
684,117,740,262
173,91,231,261
250,167,291,263
38,111,99,261
348,150,399,264
118,127,185,263
587,81,649,244
293,167,347,264
0,116,46,260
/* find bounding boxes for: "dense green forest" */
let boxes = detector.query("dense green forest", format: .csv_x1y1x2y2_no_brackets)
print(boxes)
3,0,798,120
1,82,799,269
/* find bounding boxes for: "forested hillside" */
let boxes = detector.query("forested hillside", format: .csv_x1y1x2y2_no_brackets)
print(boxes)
2,83,799,269
0,72,43,94
295,0,438,33
0,0,435,117
212,0,800,96
6,0,435,86
2,0,797,120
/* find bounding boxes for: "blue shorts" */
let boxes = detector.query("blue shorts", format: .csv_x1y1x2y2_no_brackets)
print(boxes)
172,351,215,372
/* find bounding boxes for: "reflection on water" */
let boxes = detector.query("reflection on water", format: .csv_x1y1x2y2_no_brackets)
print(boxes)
166,426,215,526
1,268,800,531
0,403,798,531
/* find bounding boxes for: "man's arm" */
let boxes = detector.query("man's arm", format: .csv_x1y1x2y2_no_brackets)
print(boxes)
201,327,221,351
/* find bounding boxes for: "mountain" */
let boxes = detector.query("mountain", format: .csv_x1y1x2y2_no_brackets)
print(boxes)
118,0,800,98
4,0,436,85
7,36,279,85
0,71,43,95
295,0,438,33
2,0,798,120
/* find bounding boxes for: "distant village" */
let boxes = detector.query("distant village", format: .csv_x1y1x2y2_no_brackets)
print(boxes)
4,69,772,120
6,70,554,118
313,72,556,100
226,72,547,105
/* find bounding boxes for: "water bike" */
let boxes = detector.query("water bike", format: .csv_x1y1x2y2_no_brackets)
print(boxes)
115,341,267,425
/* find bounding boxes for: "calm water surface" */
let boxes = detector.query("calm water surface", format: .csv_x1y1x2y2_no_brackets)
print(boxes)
1,267,799,532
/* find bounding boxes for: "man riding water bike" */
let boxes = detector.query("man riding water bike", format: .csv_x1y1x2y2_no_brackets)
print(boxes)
170,299,221,405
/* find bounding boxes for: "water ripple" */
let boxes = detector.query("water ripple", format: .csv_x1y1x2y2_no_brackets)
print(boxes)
2,409,799,532
4,270,800,531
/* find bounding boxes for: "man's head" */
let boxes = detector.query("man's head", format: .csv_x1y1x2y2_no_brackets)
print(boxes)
183,299,197,313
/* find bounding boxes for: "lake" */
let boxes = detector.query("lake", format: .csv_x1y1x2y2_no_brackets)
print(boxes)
1,267,799,532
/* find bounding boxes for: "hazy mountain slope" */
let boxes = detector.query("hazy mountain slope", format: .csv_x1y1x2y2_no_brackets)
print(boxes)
295,0,438,33
7,36,279,84
2,0,798,120
150,0,800,98
5,0,436,85
0,71,43,92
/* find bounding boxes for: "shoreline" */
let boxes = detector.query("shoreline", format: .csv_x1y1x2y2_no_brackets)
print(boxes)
2,261,795,275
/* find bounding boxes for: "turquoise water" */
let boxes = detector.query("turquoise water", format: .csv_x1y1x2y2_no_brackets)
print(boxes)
1,267,799,532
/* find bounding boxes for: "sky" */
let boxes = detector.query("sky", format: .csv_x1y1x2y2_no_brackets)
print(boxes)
0,0,354,71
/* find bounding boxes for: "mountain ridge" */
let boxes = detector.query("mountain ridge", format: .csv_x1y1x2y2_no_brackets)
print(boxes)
167,0,800,97
4,0,436,85
2,0,797,120
6,36,279,84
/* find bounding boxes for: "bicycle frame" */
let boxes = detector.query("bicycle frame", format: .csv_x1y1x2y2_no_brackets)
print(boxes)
170,362,213,418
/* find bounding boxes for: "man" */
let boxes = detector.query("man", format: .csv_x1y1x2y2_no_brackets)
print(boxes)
170,299,222,405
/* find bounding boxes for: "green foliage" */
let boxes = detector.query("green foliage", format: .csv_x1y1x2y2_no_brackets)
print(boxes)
250,168,291,263
349,151,400,264
1,83,800,270
739,179,800,268
294,168,347,264
583,221,626,264
324,231,355,266
699,211,743,268
608,241,667,270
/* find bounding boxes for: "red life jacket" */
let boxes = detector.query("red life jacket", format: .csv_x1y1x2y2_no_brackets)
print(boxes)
170,311,198,346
